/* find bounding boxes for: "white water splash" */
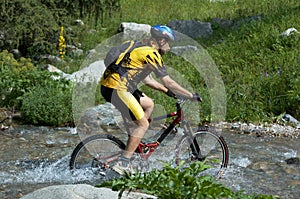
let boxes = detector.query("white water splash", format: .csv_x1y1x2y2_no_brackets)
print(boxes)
0,156,97,185
231,157,252,168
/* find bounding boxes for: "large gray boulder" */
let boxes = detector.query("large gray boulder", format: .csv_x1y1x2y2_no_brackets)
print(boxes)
21,184,157,199
46,60,106,83
118,22,151,39
167,20,213,38
118,21,214,39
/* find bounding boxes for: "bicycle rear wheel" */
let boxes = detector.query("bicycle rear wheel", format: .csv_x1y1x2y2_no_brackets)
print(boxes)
69,134,126,175
175,127,229,179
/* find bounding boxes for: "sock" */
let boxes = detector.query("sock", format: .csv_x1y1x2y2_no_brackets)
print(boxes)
119,156,130,167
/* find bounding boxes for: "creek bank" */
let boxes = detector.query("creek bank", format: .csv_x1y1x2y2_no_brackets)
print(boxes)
222,121,300,139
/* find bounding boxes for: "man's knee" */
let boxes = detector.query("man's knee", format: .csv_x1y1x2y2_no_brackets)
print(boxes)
141,96,154,110
136,116,149,129
131,117,149,138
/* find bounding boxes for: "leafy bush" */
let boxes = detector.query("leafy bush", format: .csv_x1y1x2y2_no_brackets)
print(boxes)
0,50,37,108
21,81,73,126
0,0,121,58
0,50,74,126
1,50,48,108
99,162,276,199
0,50,34,71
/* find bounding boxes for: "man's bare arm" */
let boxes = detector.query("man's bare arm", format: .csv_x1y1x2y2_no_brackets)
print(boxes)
143,75,168,93
160,75,193,98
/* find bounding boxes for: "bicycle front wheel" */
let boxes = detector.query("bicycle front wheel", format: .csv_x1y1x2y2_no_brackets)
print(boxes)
175,127,229,179
69,134,126,175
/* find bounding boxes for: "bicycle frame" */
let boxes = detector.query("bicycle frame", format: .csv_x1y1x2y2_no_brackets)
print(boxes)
71,99,229,178
123,99,197,160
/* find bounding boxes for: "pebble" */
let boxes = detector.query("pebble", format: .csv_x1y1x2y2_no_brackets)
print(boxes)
224,122,300,139
283,167,298,174
289,180,300,185
285,157,300,165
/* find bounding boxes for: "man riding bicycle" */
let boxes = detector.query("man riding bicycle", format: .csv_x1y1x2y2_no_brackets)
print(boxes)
100,25,201,175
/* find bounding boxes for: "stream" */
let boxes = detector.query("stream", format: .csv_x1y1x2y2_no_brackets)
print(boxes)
0,125,299,199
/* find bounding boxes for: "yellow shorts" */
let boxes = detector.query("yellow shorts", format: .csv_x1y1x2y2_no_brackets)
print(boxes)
101,86,144,121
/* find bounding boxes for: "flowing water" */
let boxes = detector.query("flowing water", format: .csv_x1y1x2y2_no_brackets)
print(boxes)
0,125,299,199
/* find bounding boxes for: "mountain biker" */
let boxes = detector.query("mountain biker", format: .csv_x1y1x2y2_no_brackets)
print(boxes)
100,25,201,175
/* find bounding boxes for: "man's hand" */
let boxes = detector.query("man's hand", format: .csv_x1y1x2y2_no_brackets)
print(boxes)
191,93,202,102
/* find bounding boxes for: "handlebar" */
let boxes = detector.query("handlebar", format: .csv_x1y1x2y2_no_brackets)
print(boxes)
175,95,201,111
174,93,202,102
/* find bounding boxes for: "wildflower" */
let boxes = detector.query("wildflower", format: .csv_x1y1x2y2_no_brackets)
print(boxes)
59,26,66,60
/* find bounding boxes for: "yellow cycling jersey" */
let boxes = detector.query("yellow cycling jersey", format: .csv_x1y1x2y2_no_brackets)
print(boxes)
100,44,168,92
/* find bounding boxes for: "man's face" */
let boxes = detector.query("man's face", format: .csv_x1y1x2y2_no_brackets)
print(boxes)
158,38,171,55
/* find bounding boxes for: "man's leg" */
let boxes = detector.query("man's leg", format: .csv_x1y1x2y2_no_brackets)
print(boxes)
139,94,154,119
123,116,149,159
113,116,149,175
111,89,151,174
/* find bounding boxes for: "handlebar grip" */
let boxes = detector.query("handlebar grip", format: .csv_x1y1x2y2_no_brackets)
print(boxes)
175,93,202,103
192,93,202,102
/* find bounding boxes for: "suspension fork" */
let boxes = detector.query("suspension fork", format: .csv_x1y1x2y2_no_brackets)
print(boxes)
182,121,203,160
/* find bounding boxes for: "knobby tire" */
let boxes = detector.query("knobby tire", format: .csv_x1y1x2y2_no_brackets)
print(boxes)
175,127,229,179
69,134,126,175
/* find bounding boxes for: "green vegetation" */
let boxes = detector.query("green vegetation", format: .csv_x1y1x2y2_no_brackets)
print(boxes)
99,162,277,199
1,0,297,197
0,50,73,126
119,0,300,123
0,50,37,108
0,0,120,58
21,81,73,126
0,0,299,125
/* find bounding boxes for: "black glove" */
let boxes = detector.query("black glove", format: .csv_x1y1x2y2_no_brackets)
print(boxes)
191,93,202,102
165,89,177,99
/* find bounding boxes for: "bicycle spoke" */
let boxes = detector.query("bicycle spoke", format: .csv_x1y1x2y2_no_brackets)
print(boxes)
70,134,125,175
175,130,229,179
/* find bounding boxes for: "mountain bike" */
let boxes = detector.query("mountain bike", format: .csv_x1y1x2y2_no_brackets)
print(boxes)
69,98,229,179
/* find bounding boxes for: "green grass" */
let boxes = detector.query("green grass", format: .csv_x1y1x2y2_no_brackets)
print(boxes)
117,0,299,25
85,0,299,123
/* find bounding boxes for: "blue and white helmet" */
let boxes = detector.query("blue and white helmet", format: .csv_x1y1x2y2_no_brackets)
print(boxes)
150,25,175,41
